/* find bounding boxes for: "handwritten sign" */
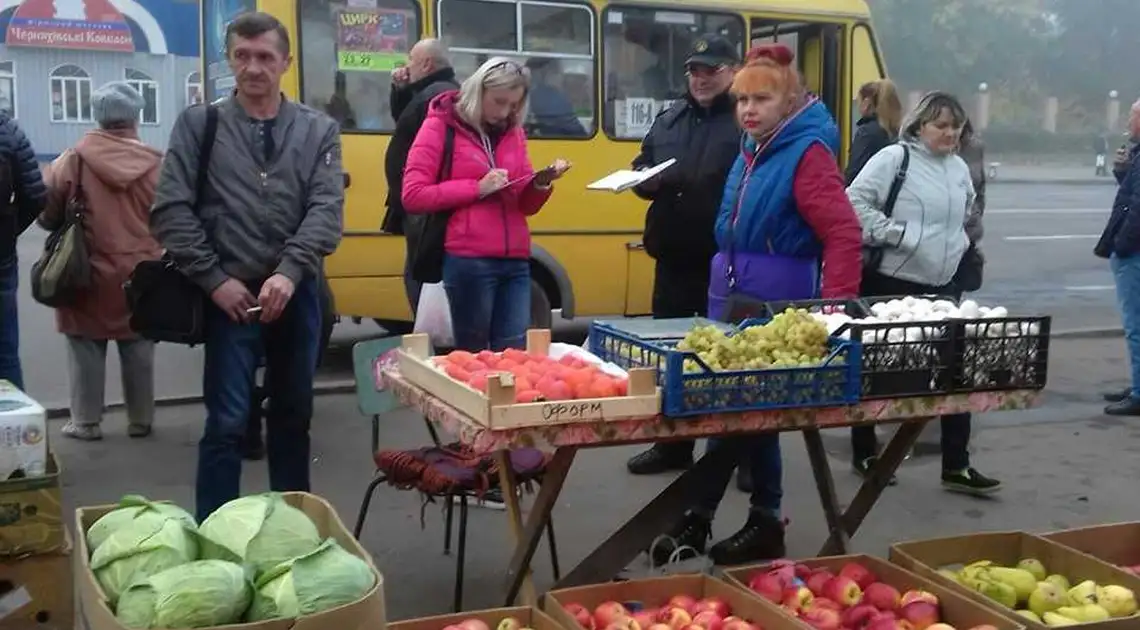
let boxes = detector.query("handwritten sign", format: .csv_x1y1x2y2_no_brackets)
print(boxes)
336,8,410,72
541,401,604,422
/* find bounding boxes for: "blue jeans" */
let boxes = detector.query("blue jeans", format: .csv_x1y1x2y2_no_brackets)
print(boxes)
1112,254,1140,398
693,435,783,518
0,256,21,391
442,254,530,352
196,278,322,521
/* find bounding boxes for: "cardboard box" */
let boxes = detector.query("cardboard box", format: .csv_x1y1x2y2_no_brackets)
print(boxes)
0,452,63,557
390,606,563,630
0,381,47,479
722,555,1022,630
74,492,385,630
544,574,804,630
1043,523,1140,569
0,528,73,630
891,531,1140,630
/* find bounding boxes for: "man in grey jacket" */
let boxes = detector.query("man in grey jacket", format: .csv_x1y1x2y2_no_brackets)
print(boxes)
151,11,344,521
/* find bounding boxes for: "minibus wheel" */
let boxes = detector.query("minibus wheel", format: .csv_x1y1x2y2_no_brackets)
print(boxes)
530,278,553,329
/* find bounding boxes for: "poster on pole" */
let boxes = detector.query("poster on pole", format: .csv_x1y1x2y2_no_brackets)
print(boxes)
336,8,411,72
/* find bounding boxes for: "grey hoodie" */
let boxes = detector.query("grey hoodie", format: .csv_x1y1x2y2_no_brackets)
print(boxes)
847,137,975,288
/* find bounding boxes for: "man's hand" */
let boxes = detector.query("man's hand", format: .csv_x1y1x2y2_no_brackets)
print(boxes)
211,278,258,323
392,66,410,87
258,274,296,323
1116,146,1131,170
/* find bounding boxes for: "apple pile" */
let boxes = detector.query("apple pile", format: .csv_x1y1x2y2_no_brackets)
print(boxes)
434,349,629,403
441,617,535,630
561,594,762,630
744,560,993,630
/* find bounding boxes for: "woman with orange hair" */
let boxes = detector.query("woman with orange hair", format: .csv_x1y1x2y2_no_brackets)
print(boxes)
653,44,862,567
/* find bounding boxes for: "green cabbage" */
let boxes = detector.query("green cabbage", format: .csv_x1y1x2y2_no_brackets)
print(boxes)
90,517,198,604
247,539,376,621
198,493,321,576
116,559,252,629
86,495,197,553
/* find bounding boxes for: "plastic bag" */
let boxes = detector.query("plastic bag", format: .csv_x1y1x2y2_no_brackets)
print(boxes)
413,283,454,348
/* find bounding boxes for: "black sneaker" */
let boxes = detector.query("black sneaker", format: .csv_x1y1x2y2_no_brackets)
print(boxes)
853,456,897,486
708,512,786,566
627,444,693,475
650,511,711,566
1105,397,1140,417
942,467,1001,496
1104,387,1133,403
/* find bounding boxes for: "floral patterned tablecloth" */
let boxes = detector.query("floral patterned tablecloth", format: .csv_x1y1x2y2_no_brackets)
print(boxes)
375,355,1042,453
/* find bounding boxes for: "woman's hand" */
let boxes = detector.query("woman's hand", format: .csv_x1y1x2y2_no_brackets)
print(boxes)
478,169,509,196
534,159,572,187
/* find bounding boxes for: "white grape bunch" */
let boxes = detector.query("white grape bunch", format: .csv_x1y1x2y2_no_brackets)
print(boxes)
676,309,831,373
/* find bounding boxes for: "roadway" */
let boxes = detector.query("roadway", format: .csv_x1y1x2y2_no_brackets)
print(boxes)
9,180,1120,410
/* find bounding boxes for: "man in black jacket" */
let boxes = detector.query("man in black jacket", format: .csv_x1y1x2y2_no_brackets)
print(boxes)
0,114,47,391
381,38,458,313
625,35,745,480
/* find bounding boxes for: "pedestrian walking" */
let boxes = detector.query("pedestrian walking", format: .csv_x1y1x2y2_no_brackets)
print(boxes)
41,82,162,440
150,11,344,521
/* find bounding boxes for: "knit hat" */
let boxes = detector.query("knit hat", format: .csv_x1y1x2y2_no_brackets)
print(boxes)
92,81,144,126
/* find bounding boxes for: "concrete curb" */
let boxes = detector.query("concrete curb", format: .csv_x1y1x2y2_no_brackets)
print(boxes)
1051,327,1124,340
992,178,1114,186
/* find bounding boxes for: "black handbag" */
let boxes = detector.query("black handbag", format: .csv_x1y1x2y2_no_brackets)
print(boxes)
954,244,984,293
409,125,456,284
862,144,910,272
124,105,218,345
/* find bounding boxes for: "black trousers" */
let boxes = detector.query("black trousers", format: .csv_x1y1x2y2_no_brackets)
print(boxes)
650,259,709,459
850,272,971,471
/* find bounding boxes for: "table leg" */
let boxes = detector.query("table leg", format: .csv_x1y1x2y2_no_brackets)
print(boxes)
503,447,577,606
552,448,734,589
802,429,848,554
817,419,929,556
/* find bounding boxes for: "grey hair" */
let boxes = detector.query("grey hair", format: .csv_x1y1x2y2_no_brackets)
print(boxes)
901,91,968,141
417,38,451,68
455,56,530,129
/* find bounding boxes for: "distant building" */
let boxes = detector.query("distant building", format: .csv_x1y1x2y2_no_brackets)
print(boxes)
0,0,200,159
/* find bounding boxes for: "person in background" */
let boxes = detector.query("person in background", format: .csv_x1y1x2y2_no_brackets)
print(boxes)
847,91,1000,496
845,79,903,184
0,112,46,391
654,44,862,566
959,119,986,250
41,83,162,441
524,58,587,137
1098,98,1140,414
382,38,458,314
151,12,344,521
624,35,753,489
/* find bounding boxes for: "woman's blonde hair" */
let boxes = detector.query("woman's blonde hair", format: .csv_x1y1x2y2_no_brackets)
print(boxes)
901,90,968,141
455,56,531,130
859,79,903,138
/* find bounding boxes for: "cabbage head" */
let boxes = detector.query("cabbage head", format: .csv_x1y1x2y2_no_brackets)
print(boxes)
87,495,197,553
198,493,321,576
116,559,252,629
90,517,198,604
248,539,376,621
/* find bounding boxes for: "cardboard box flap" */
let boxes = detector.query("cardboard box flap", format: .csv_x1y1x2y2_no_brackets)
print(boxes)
1044,523,1140,568
389,606,561,630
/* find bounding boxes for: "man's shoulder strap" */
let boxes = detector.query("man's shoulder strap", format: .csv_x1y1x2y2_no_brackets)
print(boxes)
194,104,219,212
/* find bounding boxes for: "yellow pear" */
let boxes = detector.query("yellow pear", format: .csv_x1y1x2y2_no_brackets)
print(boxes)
1041,612,1079,627
1045,574,1071,592
967,578,1018,608
1028,582,1067,618
988,567,1038,603
1056,604,1111,622
1018,558,1048,582
1096,585,1138,618
1016,610,1042,623
1067,580,1098,606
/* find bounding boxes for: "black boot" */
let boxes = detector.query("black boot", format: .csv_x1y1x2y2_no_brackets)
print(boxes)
650,511,711,566
1106,397,1140,416
1104,387,1132,403
708,512,786,566
627,443,693,475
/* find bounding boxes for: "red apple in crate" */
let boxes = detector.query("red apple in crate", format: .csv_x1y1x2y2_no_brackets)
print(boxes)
498,618,524,630
899,591,938,608
632,611,659,629
795,564,815,581
839,563,878,591
823,576,863,607
842,604,879,628
693,597,732,618
668,595,699,613
810,598,842,612
565,604,596,630
801,608,842,630
806,571,835,597
603,619,640,630
783,586,814,612
658,607,693,629
926,625,955,630
647,624,674,630
898,602,939,630
595,602,631,628
459,620,491,630
692,611,724,630
748,572,787,604
720,616,752,630
679,624,708,630
965,626,999,630
863,583,902,611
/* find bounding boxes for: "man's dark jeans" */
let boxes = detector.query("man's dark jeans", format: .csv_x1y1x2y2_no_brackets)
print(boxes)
0,255,20,390
196,277,321,521
693,435,782,517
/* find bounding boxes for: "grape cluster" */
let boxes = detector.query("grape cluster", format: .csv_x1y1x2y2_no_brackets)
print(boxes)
676,309,831,372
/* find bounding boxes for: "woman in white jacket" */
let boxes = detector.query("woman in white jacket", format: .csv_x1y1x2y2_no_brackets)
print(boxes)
846,91,999,497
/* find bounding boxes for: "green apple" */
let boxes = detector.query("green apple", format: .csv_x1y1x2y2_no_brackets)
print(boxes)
1028,582,1067,618
1045,574,1071,592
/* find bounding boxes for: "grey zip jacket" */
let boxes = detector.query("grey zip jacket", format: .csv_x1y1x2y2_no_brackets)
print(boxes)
847,138,975,287
150,97,344,293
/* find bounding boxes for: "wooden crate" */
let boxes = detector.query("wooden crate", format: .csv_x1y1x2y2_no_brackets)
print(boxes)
398,329,661,429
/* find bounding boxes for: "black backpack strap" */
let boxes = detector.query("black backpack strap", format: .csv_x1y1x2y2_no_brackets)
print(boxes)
437,125,455,183
194,105,219,212
881,144,910,219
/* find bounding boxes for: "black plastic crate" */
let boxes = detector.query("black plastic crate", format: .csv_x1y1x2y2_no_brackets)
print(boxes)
743,297,869,319
952,316,1052,392
840,319,958,398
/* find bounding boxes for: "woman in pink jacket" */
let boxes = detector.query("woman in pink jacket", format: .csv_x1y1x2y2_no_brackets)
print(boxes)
403,57,570,351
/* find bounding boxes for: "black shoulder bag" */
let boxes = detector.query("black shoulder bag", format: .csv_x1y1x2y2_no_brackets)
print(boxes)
125,105,219,345
409,125,456,284
862,144,910,274
31,157,91,307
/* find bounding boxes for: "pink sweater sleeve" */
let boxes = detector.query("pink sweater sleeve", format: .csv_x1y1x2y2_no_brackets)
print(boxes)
401,117,482,213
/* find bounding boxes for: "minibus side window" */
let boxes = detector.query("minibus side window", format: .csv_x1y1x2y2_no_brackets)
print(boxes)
438,0,596,139
297,0,421,133
602,7,744,140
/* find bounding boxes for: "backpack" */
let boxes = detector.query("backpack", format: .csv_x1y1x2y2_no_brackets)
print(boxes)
408,126,456,284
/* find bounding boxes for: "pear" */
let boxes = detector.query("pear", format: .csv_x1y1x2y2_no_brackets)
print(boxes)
1016,610,1042,623
1028,582,1067,618
1067,580,1099,606
988,567,1038,603
1041,612,1079,627
1056,604,1110,622
1096,584,1138,618
1018,558,1048,582
1045,574,1071,592
967,577,1018,608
